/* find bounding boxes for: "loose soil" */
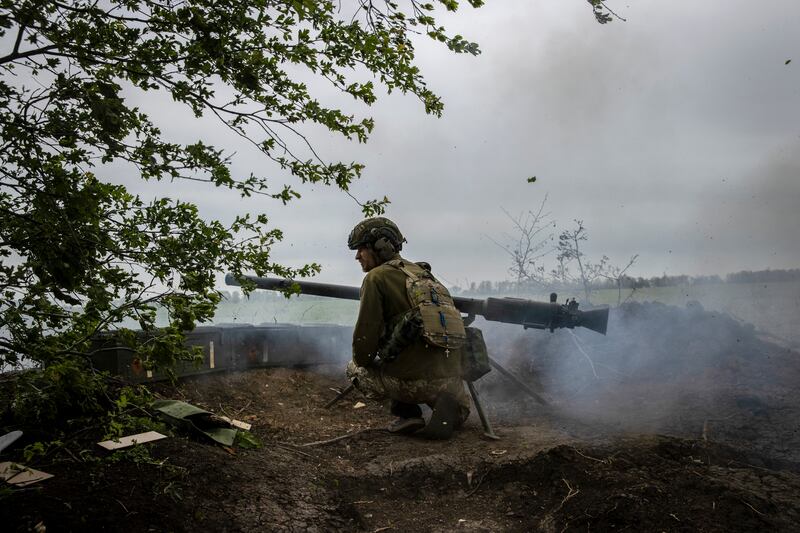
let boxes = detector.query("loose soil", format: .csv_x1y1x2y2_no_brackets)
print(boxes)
3,302,800,532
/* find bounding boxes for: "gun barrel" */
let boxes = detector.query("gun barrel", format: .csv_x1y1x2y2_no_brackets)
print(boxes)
226,274,608,335
225,273,360,301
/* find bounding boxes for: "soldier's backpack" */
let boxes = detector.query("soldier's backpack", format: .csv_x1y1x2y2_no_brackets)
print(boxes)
384,259,466,356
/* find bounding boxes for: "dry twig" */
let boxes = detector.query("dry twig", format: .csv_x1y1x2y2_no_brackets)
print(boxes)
555,478,580,512
298,428,385,447
116,499,130,514
234,399,253,417
568,446,608,464
741,500,765,516
274,442,315,458
466,469,491,497
62,446,83,464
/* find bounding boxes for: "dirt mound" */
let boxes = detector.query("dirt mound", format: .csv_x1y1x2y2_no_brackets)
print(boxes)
480,301,800,464
340,434,800,532
3,304,800,531
4,363,800,532
510,300,790,389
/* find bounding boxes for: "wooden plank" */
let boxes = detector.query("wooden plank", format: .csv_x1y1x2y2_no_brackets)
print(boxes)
219,416,251,431
97,431,167,450
0,462,54,486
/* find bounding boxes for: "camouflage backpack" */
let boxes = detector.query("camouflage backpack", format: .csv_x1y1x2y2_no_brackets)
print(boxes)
384,259,466,356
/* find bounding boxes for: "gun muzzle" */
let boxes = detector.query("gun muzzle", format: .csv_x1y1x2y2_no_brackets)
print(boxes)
577,306,609,335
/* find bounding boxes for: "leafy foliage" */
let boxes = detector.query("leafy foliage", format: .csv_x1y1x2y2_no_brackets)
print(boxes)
0,0,488,375
234,429,263,450
103,385,166,441
0,0,617,427
11,358,107,426
586,0,624,24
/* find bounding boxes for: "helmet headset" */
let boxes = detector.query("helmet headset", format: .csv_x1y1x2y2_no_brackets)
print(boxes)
348,217,405,263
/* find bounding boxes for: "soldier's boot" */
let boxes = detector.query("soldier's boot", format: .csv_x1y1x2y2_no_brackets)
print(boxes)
390,400,422,419
388,401,425,435
419,392,459,440
388,417,426,434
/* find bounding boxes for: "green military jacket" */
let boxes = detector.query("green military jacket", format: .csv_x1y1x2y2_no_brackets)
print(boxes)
352,255,462,380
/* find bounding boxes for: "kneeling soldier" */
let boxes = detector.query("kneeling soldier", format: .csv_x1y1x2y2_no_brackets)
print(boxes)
346,217,470,439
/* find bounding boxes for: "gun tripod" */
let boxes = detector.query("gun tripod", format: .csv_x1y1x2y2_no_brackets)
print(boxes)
464,356,549,439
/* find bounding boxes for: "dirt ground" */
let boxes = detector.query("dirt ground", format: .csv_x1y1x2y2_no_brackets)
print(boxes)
3,302,800,532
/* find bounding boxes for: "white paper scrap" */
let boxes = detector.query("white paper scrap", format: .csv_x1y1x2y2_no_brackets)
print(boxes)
219,416,252,431
97,431,167,450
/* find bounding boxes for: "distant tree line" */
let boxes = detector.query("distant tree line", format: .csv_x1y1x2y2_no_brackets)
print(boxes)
219,290,288,303
452,268,800,296
725,268,800,284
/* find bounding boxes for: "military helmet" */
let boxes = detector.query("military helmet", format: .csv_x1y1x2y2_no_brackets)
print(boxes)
347,217,405,252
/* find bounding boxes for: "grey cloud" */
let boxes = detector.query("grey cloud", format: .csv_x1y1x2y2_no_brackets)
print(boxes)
83,0,800,284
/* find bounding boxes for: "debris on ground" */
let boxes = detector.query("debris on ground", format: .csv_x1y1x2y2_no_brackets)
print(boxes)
1,302,799,531
0,462,53,486
219,416,252,431
96,431,168,451
0,430,22,454
152,399,239,446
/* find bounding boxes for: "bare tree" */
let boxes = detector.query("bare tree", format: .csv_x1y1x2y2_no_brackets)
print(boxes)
599,254,640,304
495,207,639,304
487,195,556,288
554,220,602,302
554,220,638,304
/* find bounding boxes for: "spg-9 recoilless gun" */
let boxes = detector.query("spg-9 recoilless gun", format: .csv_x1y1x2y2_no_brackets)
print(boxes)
225,273,609,439
224,274,609,335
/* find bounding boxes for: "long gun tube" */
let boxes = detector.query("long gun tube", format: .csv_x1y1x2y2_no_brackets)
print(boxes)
225,274,609,335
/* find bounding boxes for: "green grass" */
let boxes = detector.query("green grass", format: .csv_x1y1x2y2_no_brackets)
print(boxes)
213,294,359,326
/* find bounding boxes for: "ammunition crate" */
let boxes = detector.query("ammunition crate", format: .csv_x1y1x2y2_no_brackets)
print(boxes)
90,323,353,382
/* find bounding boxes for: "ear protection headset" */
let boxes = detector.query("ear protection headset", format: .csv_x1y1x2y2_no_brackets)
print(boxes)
369,227,402,262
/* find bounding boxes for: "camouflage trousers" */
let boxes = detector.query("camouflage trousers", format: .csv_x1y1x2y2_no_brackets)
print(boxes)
346,361,471,424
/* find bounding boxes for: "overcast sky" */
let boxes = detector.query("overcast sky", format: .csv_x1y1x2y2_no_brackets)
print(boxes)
123,0,800,288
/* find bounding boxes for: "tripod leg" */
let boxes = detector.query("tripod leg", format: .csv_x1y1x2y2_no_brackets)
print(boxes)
466,380,500,440
488,357,549,406
324,383,355,409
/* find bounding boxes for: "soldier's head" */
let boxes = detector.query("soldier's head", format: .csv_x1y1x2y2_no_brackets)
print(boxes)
348,217,405,271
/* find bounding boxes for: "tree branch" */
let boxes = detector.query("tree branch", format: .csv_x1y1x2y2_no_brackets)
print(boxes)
0,44,58,66
599,1,627,22
12,24,26,57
